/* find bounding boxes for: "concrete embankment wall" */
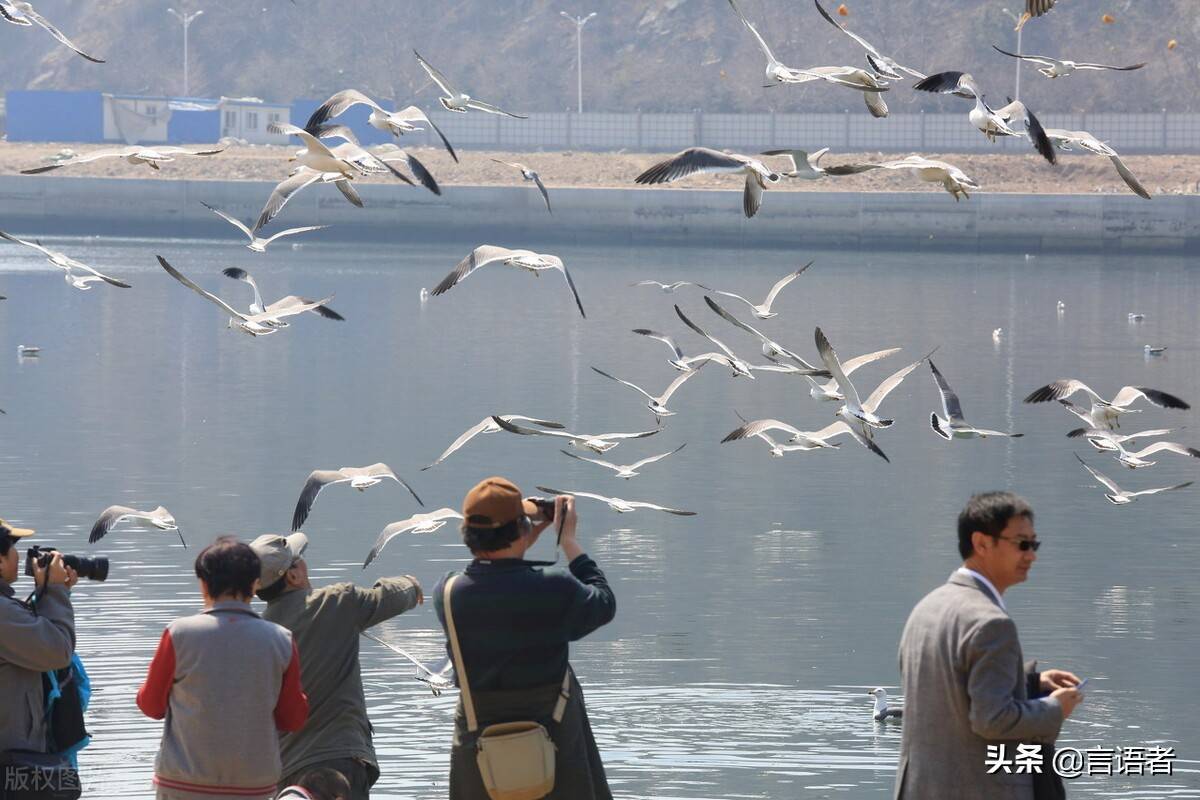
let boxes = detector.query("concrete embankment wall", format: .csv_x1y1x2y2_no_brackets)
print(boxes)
1,175,1197,252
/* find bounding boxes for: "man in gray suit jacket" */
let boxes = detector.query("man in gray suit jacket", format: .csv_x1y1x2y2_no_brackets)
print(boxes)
895,492,1084,800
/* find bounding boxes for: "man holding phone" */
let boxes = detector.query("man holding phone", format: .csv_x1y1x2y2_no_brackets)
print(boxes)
433,476,616,800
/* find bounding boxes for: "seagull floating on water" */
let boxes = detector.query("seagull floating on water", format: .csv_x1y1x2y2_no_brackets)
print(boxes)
431,245,585,318
202,202,328,252
1075,453,1192,505
0,231,130,290
491,416,659,454
869,688,903,721
929,360,1024,440
89,506,184,547
537,487,696,516
1144,345,1167,356
422,415,565,470
16,345,40,357
559,443,687,479
1,1,103,61
413,50,528,118
362,508,464,568
292,463,423,531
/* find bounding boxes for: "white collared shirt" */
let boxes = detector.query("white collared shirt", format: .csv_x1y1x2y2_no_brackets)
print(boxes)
957,567,1007,612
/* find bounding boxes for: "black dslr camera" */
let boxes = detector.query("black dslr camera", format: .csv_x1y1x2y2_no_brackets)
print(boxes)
526,497,556,522
25,545,110,582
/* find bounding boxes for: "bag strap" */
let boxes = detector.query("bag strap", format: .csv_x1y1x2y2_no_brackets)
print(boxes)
442,575,479,732
552,670,571,723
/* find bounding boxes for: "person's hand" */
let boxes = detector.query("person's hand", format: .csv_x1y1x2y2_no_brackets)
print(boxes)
1050,686,1083,718
33,553,75,588
557,496,584,560
1040,669,1080,693
406,575,424,605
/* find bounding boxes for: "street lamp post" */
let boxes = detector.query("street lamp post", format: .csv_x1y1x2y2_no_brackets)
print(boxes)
1000,7,1022,102
560,11,597,114
166,7,204,97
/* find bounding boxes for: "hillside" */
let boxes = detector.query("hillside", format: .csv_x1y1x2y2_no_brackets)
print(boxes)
1,0,1197,115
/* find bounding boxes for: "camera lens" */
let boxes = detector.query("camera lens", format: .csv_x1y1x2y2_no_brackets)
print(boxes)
62,555,109,582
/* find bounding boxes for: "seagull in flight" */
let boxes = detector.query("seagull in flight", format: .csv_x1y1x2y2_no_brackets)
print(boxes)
635,148,781,218
1,2,103,62
422,415,565,470
674,304,756,379
1066,425,1177,454
157,256,335,337
1068,430,1200,469
202,202,328,252
721,417,889,461
413,50,528,118
1075,453,1192,505
631,329,703,372
362,508,464,568
431,245,585,318
760,149,831,181
492,416,659,454
292,463,423,531
710,262,812,319
536,487,696,516
21,144,225,174
869,688,903,721
559,443,687,479
591,365,705,418
992,45,1145,79
303,89,458,161
703,295,828,374
221,268,345,326
630,280,712,293
913,72,1056,164
1024,380,1189,429
1044,129,1149,200
726,0,808,85
929,360,1024,440
805,347,901,402
823,155,980,201
0,231,130,290
817,327,921,433
813,0,925,81
89,506,184,547
490,159,552,214
253,169,362,231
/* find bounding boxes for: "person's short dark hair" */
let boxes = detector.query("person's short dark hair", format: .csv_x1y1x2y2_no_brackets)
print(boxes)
957,492,1034,559
0,534,13,558
295,766,351,800
462,516,527,554
194,536,261,599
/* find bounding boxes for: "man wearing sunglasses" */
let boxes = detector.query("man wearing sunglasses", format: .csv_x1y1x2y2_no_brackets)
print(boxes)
894,492,1084,800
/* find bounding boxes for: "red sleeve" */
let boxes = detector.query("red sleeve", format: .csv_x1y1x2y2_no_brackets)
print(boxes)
273,640,308,732
136,629,176,720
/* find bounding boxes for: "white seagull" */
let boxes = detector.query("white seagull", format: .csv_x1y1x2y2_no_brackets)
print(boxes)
824,155,980,201
1068,430,1200,469
253,169,362,231
992,45,1145,79
292,463,423,531
710,262,812,319
1067,426,1177,454
1075,453,1192,506
303,89,458,161
722,417,889,461
491,416,660,454
559,443,687,479
805,347,901,402
703,295,828,374
869,688,903,721
1045,128,1150,200
635,148,781,218
814,0,926,81
362,508,464,568
760,148,831,180
431,245,585,318
630,280,712,293
490,159,552,214
202,202,328,252
89,506,184,547
674,304,756,378
591,365,705,418
536,487,696,516
726,0,807,85
21,144,225,174
929,361,1024,440
413,50,528,118
1,1,103,61
0,231,130,289
631,329,703,372
422,415,565,470
221,268,345,326
157,255,335,337
1024,380,1189,429
817,327,913,432
913,72,1056,164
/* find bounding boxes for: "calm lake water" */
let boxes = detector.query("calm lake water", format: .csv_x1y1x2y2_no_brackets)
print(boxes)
0,232,1198,799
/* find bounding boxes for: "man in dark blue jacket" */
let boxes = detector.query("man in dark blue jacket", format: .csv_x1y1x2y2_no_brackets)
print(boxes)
434,476,615,800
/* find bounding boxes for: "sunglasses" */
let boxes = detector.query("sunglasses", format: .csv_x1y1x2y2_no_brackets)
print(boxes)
997,535,1041,552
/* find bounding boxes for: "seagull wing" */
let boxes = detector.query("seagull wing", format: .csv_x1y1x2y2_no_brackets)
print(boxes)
399,106,458,162
413,50,459,97
826,420,890,462
1111,386,1190,411
1127,442,1200,460
363,508,462,567
624,501,696,516
379,148,441,195
535,487,615,505
157,255,248,321
1109,155,1151,200
559,449,621,473
256,295,336,322
66,259,130,288
592,366,654,401
20,149,133,174
823,162,884,176
423,418,493,470
552,257,586,318
990,45,1056,67
366,463,424,506
465,98,528,119
157,145,229,158
743,173,764,218
1024,379,1105,405
727,0,778,63
1075,61,1146,72
531,173,553,214
863,357,925,414
254,171,325,230
760,149,801,172
202,202,254,241
23,7,104,62
261,225,329,246
333,177,363,209
304,89,381,132
0,229,60,259
593,429,661,441
632,329,684,360
815,327,863,410
814,0,885,61
268,122,340,161
221,267,265,310
913,71,977,98
712,290,760,314
292,470,351,530
89,505,136,544
1026,0,1057,17
721,418,803,443
704,295,770,345
863,90,889,118
491,416,578,440
675,304,736,360
658,369,702,403
635,148,750,184
842,347,901,375
1128,481,1194,499
431,245,514,296
627,443,687,471
928,360,966,423
1075,453,1123,495
1022,106,1057,165
762,261,813,310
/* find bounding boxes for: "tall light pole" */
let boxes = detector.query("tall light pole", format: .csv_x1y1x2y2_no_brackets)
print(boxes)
560,11,597,113
1000,8,1022,102
166,7,204,97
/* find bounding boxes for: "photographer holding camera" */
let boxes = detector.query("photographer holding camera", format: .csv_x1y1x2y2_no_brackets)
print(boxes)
433,478,616,800
0,520,78,797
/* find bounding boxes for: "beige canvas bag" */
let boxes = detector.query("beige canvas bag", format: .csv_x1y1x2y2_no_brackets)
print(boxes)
443,576,571,800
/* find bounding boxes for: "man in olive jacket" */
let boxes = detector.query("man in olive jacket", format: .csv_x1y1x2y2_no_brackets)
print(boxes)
0,521,77,760
251,533,423,800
